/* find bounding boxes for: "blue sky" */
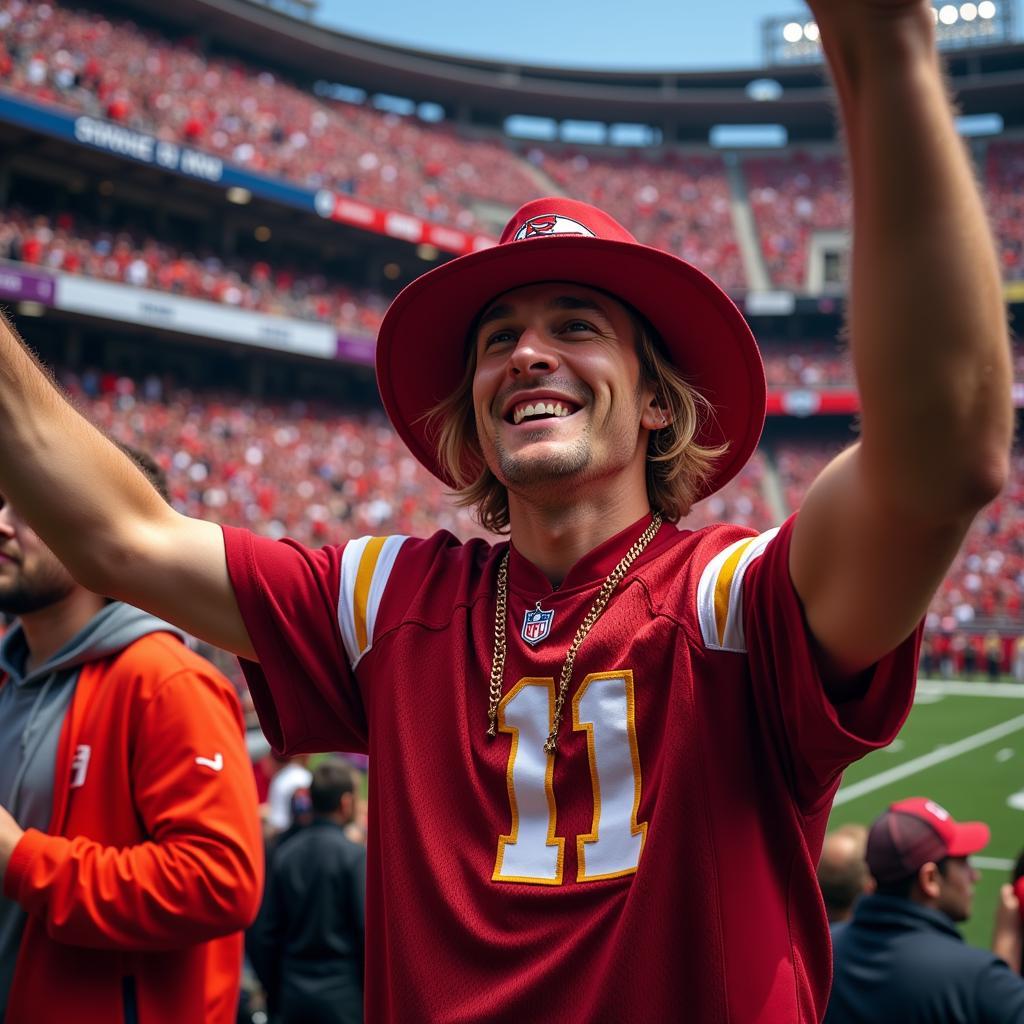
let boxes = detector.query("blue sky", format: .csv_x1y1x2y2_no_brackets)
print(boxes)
316,0,1022,69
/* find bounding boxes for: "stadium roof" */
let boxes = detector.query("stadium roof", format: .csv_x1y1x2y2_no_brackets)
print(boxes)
118,0,1024,135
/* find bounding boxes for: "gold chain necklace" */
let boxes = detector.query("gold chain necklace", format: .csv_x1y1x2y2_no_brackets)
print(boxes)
486,512,664,755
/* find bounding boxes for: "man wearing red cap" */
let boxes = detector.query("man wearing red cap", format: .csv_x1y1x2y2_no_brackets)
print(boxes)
0,0,1014,1021
826,798,1024,1023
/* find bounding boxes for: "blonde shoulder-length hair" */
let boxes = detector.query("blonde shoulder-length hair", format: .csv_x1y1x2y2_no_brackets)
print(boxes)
425,310,728,534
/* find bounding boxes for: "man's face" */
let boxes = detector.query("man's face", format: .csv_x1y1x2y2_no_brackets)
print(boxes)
935,856,979,922
470,283,659,493
0,496,77,615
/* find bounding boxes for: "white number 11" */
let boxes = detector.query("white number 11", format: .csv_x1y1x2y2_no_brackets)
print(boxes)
492,671,647,886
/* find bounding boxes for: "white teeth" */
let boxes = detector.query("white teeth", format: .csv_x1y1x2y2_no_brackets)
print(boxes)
511,401,574,425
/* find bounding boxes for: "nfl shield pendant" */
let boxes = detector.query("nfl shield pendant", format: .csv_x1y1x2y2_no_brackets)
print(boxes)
521,602,554,646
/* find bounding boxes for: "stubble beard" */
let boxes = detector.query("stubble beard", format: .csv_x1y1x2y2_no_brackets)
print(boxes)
493,425,593,487
0,565,76,616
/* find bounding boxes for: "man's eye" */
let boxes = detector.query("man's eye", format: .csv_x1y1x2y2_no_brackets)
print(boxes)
563,320,594,333
484,329,515,349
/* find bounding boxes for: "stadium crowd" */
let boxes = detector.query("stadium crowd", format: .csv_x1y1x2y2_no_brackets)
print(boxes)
50,366,1024,679
0,206,388,335
534,148,746,291
745,152,850,291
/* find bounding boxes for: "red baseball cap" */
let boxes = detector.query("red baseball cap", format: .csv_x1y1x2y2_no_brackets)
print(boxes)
866,797,990,883
375,197,765,503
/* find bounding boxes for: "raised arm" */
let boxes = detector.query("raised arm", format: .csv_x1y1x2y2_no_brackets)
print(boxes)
789,0,1014,687
0,313,255,658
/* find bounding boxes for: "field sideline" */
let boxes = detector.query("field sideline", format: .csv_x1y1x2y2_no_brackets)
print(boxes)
828,678,1024,948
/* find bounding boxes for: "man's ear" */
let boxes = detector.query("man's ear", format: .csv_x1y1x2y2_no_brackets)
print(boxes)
918,861,943,900
640,394,672,431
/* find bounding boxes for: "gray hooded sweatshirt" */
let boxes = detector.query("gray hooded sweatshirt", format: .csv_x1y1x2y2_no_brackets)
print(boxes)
0,602,184,1020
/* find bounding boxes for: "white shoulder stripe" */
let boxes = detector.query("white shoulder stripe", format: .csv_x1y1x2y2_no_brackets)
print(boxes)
697,527,780,653
338,535,409,668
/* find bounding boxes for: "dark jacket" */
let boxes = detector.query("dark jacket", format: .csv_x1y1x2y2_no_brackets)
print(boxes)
248,818,366,1024
826,893,1024,1024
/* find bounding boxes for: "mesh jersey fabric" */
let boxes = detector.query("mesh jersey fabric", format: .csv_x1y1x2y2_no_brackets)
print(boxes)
223,513,920,1023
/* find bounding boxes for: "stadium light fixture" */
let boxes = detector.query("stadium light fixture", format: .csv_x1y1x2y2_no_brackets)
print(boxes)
782,21,803,42
803,21,820,40
383,262,401,281
959,2,978,20
416,243,439,261
16,301,44,318
977,0,996,17
939,4,959,24
226,187,252,205
254,225,271,242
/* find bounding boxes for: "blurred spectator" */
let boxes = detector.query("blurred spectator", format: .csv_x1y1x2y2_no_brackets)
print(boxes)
248,757,365,1024
0,461,262,1022
265,753,312,835
817,824,873,925
826,798,1024,1023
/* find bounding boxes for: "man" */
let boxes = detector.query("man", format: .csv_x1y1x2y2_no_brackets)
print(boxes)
818,823,873,924
0,462,264,1023
0,1,1012,1020
826,798,1024,1023
248,757,365,1024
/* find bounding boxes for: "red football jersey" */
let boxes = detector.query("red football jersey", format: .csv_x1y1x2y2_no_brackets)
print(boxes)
224,513,918,1023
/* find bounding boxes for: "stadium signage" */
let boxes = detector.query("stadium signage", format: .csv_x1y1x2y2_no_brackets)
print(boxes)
313,188,497,256
335,335,376,366
0,265,55,304
54,275,337,359
73,117,224,183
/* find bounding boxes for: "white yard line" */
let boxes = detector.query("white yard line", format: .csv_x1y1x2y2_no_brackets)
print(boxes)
834,713,1024,806
916,680,1024,699
973,856,1014,872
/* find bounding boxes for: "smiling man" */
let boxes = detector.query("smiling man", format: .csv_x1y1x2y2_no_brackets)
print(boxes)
0,1,1014,1021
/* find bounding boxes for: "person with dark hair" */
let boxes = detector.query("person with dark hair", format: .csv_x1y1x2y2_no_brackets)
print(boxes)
0,457,263,1023
247,756,365,1024
0,1,1013,1019
826,798,1024,1023
817,823,873,924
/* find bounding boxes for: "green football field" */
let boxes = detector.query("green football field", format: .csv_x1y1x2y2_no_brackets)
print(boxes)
828,678,1024,948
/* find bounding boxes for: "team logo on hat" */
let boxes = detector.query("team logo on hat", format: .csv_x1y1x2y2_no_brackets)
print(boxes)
514,214,597,241
522,604,555,646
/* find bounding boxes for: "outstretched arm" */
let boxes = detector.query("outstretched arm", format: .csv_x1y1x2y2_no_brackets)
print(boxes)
789,0,1013,690
0,314,255,658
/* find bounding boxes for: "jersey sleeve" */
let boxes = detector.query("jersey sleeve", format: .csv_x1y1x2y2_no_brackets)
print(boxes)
222,525,409,755
696,514,920,812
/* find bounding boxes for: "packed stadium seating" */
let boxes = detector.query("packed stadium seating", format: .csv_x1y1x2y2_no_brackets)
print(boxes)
987,139,1024,280
534,148,745,291
0,205,388,334
61,367,488,545
0,0,538,232
744,152,850,291
53,362,1024,642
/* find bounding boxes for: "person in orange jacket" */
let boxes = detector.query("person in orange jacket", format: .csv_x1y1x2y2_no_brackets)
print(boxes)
0,453,263,1024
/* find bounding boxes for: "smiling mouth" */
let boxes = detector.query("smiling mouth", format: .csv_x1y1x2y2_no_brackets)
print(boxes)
507,400,580,426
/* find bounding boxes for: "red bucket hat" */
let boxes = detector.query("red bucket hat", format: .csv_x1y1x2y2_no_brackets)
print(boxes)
375,197,766,503
866,797,990,883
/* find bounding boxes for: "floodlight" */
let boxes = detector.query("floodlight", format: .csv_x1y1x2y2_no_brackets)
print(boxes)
977,0,996,17
959,2,978,19
939,4,959,24
803,22,820,41
931,6,939,21
783,21,803,42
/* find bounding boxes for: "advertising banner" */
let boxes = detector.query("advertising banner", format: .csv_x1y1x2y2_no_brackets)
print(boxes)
0,264,55,304
54,275,337,358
